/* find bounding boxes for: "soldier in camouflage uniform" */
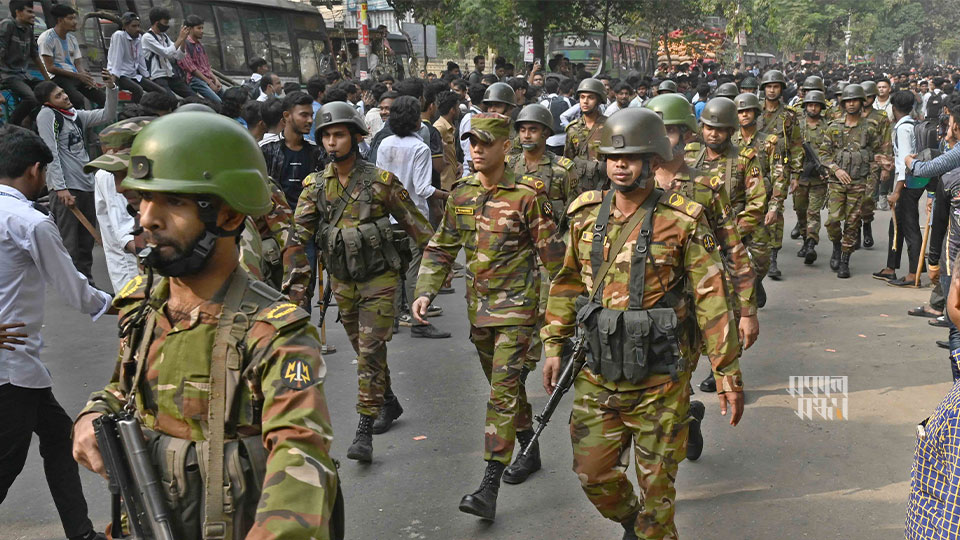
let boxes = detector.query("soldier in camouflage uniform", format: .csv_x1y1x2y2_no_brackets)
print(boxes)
646,93,758,404
542,108,744,540
411,113,565,520
72,112,340,540
294,102,434,463
564,78,608,191
793,90,832,265
756,70,804,281
858,80,893,249
820,84,884,279
686,98,769,307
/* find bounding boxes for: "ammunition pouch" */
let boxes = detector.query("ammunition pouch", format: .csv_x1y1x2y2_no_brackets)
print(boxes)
318,216,409,282
574,158,608,191
260,237,282,289
837,148,872,180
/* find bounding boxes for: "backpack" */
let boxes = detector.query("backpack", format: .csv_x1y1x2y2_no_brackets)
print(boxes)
545,95,569,136
899,117,941,187
241,77,260,100
925,92,946,121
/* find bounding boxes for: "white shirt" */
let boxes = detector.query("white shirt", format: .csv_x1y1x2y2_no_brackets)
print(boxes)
376,134,434,220
459,105,483,176
37,29,81,75
364,107,384,142
107,30,148,80
893,115,918,183
141,30,184,79
93,170,139,292
0,185,111,389
874,96,893,118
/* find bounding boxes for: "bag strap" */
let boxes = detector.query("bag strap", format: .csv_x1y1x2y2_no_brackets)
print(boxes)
627,190,662,310
203,269,249,540
577,118,603,157
724,147,735,199
325,168,363,228
588,188,661,304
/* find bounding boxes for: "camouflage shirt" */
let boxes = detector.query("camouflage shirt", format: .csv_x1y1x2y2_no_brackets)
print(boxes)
685,143,767,237
81,268,337,539
415,169,565,327
260,181,310,305
507,150,579,224
563,114,606,161
542,189,742,392
820,115,884,183
800,115,831,185
734,128,788,214
864,108,893,177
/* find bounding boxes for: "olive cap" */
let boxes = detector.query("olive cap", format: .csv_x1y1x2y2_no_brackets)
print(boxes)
461,112,511,143
515,103,554,134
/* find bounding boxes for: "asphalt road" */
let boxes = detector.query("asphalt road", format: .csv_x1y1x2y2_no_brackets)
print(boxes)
1,204,950,540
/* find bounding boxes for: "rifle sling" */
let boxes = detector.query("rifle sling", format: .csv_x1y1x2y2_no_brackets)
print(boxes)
324,167,363,229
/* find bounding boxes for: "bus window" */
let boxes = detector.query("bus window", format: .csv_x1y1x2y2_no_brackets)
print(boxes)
298,39,319,81
240,8,271,69
151,0,183,40
181,3,220,71
262,10,293,75
134,0,151,17
293,15,325,33
214,6,246,72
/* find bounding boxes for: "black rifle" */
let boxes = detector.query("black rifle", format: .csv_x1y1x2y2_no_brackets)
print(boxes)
802,141,829,181
518,336,587,458
317,276,335,327
93,413,177,540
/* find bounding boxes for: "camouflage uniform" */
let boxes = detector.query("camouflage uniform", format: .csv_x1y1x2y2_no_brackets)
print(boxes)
820,115,884,253
734,128,787,270
796,116,831,243
542,189,741,539
686,142,770,276
415,167,565,465
261,181,311,305
564,114,607,191
294,160,433,418
757,102,803,252
859,108,892,225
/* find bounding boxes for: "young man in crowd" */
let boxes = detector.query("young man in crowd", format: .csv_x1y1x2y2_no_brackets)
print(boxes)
38,4,103,109
140,7,193,98
178,14,221,104
107,12,163,102
0,0,50,125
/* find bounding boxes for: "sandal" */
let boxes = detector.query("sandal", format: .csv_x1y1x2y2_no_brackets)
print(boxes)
908,306,942,318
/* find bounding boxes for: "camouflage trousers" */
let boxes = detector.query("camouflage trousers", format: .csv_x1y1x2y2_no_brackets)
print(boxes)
524,268,549,368
860,171,880,224
469,324,535,464
768,210,785,251
571,370,692,540
333,272,398,417
794,182,828,243
740,219,772,279
826,183,866,253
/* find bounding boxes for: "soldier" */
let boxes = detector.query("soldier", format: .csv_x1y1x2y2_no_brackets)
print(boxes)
541,108,743,540
820,84,884,278
739,76,759,95
294,102,434,463
756,69,803,281
858,80,893,250
686,98,769,306
504,103,578,483
411,113,565,520
483,81,517,116
793,90,832,265
564,78,608,191
657,79,678,95
71,112,341,539
714,82,740,100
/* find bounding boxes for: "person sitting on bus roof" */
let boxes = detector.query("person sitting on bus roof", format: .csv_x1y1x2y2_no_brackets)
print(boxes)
177,15,221,105
0,0,50,126
140,7,195,100
107,12,164,103
37,4,103,110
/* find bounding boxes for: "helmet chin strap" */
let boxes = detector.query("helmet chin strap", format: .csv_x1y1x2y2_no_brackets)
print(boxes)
610,160,651,192
706,139,730,152
141,199,243,278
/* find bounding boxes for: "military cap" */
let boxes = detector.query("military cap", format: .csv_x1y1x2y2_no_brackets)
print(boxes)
460,112,511,143
84,116,155,174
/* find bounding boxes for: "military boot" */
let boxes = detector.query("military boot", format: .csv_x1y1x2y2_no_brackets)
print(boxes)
346,415,375,462
756,278,767,308
699,372,717,393
621,510,640,540
829,242,842,271
502,430,541,484
863,222,874,248
372,394,403,434
803,238,818,265
459,460,506,520
797,240,808,258
790,222,802,240
687,400,706,461
837,251,851,279
768,249,782,280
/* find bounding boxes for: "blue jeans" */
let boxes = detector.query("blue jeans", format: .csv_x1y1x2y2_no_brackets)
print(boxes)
189,78,222,104
943,271,960,381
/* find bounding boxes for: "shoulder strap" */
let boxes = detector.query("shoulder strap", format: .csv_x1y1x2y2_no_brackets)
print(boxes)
588,189,661,303
325,169,363,227
693,145,707,169
628,190,662,310
724,148,735,198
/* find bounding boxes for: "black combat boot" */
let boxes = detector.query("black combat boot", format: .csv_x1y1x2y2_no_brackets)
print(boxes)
790,222,802,240
687,400,706,461
768,249,782,280
372,394,404,434
756,278,767,308
621,510,640,540
346,415,375,462
699,372,717,393
502,430,541,484
459,460,506,520
797,239,808,258
863,221,874,248
803,238,818,265
829,242,842,271
837,251,851,279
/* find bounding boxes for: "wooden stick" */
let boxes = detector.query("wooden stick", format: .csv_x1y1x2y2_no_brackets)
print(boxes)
915,196,935,287
69,206,102,245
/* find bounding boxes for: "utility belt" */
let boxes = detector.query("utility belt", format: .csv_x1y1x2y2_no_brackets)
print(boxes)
318,216,413,282
836,148,872,179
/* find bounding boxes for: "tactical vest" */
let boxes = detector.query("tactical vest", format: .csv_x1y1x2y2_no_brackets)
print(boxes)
692,144,737,205
574,190,690,384
834,121,873,180
800,119,828,183
117,270,344,540
315,173,412,283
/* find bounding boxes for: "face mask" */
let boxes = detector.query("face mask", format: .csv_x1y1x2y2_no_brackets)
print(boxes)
156,23,170,33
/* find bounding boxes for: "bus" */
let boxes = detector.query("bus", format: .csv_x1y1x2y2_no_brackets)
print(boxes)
325,24,417,81
547,31,651,77
743,52,777,69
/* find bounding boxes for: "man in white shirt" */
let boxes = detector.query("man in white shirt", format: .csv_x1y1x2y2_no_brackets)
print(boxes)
37,4,103,108
256,72,281,102
0,124,112,540
874,77,894,118
459,83,486,177
140,7,194,98
107,12,165,102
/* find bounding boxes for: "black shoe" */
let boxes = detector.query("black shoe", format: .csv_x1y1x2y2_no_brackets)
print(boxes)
346,415,375,462
768,249,782,280
938,340,951,350
372,395,404,434
459,461,506,520
687,400,706,461
621,510,640,540
872,270,897,281
837,252,851,279
411,324,451,338
797,240,809,258
829,242,842,271
698,373,716,393
756,278,766,309
863,222,874,248
803,239,817,265
502,430,542,484
790,222,802,240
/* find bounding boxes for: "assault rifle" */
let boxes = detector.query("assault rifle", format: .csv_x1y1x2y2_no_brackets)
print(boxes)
518,335,587,458
93,413,177,540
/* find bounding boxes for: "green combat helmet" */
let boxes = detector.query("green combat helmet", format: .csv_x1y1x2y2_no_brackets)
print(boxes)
644,93,697,132
735,93,762,112
576,77,607,98
760,69,787,89
802,75,826,92
515,103,555,135
699,97,738,129
839,83,866,103
483,82,517,107
714,82,740,100
598,108,672,160
803,90,827,106
740,76,759,91
176,102,217,114
657,79,678,94
860,81,878,98
315,101,369,135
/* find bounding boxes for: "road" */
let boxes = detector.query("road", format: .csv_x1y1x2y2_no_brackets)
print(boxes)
1,205,948,540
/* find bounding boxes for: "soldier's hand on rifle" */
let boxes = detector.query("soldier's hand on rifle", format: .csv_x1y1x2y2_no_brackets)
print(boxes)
411,295,431,325
739,314,758,350
835,168,853,185
542,355,561,394
72,413,107,478
0,322,26,350
718,390,744,426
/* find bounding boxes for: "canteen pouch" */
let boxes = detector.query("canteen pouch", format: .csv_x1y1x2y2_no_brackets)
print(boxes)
596,309,624,381
320,226,353,282
320,217,401,282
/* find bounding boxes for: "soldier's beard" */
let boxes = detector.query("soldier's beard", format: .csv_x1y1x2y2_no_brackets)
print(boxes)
705,140,729,152
142,229,218,277
806,110,821,118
